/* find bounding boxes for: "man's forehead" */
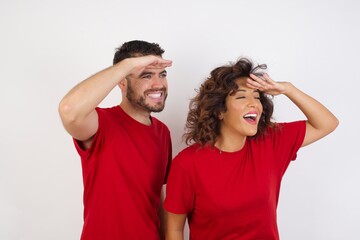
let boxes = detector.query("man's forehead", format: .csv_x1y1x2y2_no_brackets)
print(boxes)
141,68,166,73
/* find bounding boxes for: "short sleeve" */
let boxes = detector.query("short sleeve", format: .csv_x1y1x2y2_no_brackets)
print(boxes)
268,121,306,176
163,133,173,184
164,154,195,214
273,121,306,161
73,107,106,158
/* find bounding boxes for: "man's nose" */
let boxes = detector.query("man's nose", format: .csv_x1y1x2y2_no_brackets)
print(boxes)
151,76,165,87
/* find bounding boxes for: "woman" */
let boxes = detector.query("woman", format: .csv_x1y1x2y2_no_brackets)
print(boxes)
164,58,338,240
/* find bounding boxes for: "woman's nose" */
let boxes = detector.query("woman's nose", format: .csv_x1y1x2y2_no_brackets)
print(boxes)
247,98,257,107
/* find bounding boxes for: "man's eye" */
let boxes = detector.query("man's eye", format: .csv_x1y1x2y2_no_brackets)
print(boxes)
160,73,167,78
236,96,245,99
142,75,152,79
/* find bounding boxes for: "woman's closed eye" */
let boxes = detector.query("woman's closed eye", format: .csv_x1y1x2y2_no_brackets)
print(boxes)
235,95,260,100
236,96,246,99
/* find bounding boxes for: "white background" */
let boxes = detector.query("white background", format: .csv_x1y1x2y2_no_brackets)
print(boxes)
1,0,359,239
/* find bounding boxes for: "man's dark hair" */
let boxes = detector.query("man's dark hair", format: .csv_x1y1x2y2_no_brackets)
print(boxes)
113,40,164,65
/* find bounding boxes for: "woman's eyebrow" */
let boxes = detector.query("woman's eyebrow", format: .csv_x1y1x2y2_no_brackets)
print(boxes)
236,89,259,92
234,89,260,95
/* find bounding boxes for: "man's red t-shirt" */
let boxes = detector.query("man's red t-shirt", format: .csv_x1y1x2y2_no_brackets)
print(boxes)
74,106,172,240
164,121,306,240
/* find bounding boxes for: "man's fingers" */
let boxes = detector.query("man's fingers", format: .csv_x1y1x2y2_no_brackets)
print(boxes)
146,60,173,70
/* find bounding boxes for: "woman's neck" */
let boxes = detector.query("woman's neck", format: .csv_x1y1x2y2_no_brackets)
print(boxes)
215,134,247,152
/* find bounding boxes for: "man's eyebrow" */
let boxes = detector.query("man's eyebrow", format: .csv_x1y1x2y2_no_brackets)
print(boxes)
139,71,154,77
139,70,167,77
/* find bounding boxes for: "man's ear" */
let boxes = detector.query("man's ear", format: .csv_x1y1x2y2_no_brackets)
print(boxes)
118,78,127,91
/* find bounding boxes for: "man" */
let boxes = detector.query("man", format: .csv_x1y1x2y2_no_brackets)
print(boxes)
58,40,173,240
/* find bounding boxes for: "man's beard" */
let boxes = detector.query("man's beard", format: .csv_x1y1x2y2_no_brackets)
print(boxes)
126,84,167,113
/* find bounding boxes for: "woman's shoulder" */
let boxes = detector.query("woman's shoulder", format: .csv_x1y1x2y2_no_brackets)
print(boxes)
262,120,306,135
178,143,214,155
173,144,214,164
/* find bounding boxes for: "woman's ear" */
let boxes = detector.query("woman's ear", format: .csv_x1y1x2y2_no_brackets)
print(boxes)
219,112,224,120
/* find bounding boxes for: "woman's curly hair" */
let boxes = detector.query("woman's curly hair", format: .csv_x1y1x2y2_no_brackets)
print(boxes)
184,57,274,146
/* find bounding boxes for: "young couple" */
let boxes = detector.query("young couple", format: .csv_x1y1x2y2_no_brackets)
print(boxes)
59,40,338,240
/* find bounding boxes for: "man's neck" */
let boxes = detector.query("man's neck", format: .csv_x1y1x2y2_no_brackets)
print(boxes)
119,102,152,126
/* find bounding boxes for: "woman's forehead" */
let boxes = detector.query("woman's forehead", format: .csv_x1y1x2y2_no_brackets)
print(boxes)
235,77,251,88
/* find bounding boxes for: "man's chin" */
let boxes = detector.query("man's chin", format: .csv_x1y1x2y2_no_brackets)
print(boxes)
146,103,165,113
150,106,165,113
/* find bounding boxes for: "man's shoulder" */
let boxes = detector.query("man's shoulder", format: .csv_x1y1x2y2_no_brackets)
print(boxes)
95,105,119,113
150,115,170,130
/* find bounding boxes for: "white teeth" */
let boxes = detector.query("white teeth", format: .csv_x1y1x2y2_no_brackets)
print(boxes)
244,113,257,118
148,93,162,98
